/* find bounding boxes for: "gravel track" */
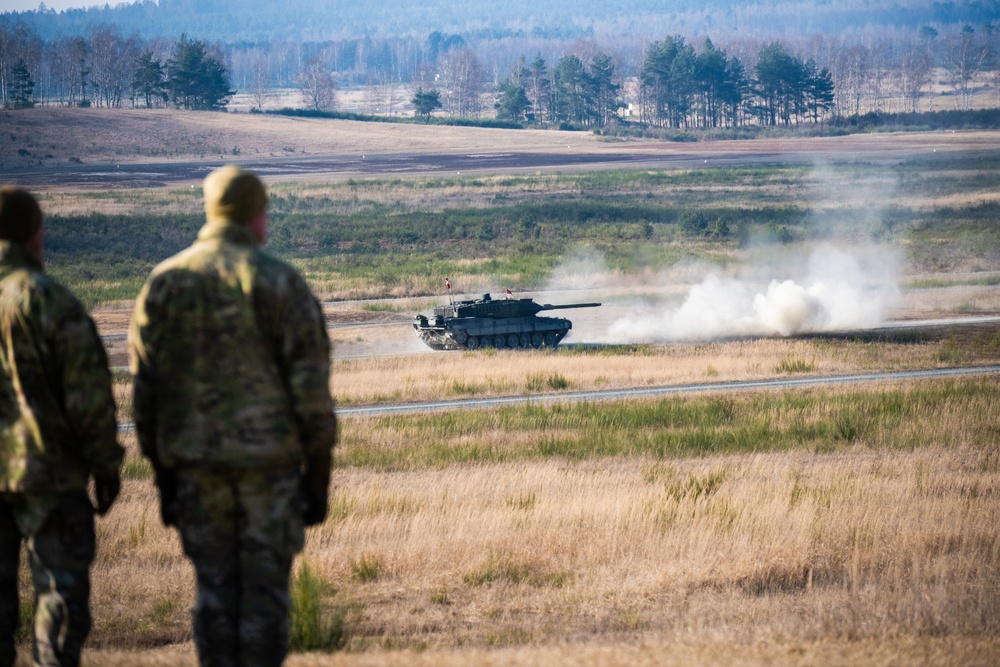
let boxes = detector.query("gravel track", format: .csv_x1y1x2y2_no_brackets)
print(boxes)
116,364,999,432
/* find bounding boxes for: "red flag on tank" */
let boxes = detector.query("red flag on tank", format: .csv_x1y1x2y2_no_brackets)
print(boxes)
506,289,513,299
445,278,451,290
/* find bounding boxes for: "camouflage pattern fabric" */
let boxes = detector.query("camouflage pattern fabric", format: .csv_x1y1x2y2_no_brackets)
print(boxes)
0,241,121,667
0,492,95,667
174,467,304,667
129,222,336,469
129,220,336,667
0,242,122,496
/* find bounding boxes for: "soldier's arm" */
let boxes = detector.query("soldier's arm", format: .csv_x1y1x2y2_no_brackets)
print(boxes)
129,279,161,468
276,273,336,525
52,287,123,483
129,278,179,525
280,274,337,459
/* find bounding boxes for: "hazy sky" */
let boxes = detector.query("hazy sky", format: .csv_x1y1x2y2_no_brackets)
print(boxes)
2,0,123,12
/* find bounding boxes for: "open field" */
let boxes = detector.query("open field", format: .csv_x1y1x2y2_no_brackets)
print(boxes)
3,108,1000,187
4,116,999,665
15,374,1000,666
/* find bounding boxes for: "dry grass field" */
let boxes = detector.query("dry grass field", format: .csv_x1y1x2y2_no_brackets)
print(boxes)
3,113,999,665
0,108,613,169
2,107,998,175
21,372,1000,667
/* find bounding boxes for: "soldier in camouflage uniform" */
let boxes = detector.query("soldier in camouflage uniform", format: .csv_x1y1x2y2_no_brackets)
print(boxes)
129,166,337,667
0,186,123,667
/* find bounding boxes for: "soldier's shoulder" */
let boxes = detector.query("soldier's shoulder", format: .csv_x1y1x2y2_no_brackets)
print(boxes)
148,244,206,278
140,244,211,294
255,250,310,291
26,270,86,315
256,249,298,274
2,269,93,333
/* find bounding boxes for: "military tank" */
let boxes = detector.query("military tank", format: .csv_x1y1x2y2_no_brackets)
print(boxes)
413,293,601,350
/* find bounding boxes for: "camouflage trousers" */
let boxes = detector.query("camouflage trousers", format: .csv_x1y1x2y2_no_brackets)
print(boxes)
0,491,95,667
172,467,305,667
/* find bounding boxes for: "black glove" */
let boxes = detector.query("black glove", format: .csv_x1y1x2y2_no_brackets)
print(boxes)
94,473,120,515
155,468,178,527
301,454,331,527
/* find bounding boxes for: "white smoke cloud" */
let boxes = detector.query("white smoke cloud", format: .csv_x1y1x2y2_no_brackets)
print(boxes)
605,243,902,343
544,245,612,291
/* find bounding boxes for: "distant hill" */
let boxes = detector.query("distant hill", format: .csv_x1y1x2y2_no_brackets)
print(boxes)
4,0,999,42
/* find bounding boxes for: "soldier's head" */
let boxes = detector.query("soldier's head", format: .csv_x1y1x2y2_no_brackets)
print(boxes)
203,166,268,243
0,185,43,257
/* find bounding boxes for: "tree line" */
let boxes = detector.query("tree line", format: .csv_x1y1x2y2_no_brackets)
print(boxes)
0,23,233,110
1,18,997,125
488,39,834,128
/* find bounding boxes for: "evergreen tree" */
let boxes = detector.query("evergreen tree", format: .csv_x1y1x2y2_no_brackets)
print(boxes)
588,51,619,127
754,41,806,125
667,41,697,127
552,54,588,124
527,54,550,122
494,78,530,121
133,50,166,107
640,35,696,128
803,58,835,122
411,87,442,119
10,59,34,109
695,38,727,127
719,55,749,126
166,34,233,111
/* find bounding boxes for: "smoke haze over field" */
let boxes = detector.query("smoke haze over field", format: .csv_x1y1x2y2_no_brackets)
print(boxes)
602,244,902,343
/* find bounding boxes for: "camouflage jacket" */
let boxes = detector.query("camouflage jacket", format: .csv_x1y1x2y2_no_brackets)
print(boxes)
129,221,336,470
0,241,122,493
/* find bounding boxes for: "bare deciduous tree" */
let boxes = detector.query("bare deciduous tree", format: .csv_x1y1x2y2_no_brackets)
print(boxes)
88,24,138,108
248,57,273,111
438,48,484,117
896,40,933,112
943,25,987,110
297,55,337,111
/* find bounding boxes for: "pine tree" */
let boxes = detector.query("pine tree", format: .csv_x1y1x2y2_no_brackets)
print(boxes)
411,87,442,119
494,79,530,121
133,51,166,108
588,52,619,127
10,59,34,109
166,34,234,111
552,55,588,124
527,54,550,122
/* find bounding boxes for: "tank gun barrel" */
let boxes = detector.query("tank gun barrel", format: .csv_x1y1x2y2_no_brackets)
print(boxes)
539,302,602,311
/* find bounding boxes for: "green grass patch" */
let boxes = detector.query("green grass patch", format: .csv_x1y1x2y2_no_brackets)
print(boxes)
349,554,383,583
360,302,400,312
338,378,1000,471
526,372,571,391
775,356,815,373
289,561,347,652
40,158,1000,305
120,455,152,481
463,551,571,588
904,275,1000,289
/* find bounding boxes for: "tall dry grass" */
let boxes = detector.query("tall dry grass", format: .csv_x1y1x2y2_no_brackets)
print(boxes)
59,441,1000,666
14,375,991,667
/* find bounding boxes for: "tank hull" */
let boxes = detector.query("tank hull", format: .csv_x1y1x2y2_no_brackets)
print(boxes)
413,314,572,350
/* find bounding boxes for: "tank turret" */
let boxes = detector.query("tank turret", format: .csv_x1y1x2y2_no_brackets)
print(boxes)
414,293,600,351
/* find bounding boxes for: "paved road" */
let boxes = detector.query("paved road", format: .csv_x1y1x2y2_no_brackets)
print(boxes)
117,364,999,432
335,365,1000,418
